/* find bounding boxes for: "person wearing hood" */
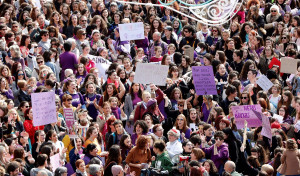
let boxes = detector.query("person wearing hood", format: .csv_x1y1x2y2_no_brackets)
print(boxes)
151,140,173,172
200,131,229,175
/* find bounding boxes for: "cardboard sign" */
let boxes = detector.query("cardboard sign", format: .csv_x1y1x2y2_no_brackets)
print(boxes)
231,104,262,129
280,57,298,74
119,22,145,41
256,75,273,91
184,47,194,61
31,91,57,126
192,66,217,95
134,63,169,86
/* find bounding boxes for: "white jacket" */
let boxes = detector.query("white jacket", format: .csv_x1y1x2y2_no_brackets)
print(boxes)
166,140,183,159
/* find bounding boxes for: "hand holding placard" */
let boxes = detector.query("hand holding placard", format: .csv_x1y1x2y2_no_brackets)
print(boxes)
192,66,217,95
31,91,57,126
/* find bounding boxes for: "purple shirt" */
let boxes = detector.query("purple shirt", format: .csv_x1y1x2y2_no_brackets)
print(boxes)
59,51,78,80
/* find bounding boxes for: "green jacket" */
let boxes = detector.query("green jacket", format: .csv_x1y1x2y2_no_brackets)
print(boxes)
151,152,173,172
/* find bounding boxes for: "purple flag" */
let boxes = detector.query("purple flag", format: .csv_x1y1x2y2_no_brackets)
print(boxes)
252,109,272,142
192,66,217,95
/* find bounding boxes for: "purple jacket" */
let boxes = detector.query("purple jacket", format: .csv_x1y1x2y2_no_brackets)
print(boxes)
201,143,229,169
1,89,14,99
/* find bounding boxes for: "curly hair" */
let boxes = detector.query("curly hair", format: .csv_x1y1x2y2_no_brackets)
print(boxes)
134,120,149,134
136,135,148,149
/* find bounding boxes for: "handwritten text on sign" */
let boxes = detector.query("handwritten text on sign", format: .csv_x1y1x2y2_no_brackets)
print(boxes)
134,63,169,86
192,66,217,95
232,104,262,129
119,22,145,41
31,91,57,126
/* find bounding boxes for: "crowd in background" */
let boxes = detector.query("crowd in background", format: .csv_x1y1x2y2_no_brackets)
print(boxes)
0,0,300,175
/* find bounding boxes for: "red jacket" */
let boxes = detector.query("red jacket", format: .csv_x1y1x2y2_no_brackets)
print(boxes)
23,120,44,144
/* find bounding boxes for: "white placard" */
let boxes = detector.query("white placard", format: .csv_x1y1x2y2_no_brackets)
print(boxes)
273,114,284,123
134,63,168,86
31,91,57,126
89,56,111,81
119,22,145,41
256,75,273,91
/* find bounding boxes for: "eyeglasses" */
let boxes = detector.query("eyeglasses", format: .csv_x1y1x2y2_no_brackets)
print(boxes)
18,74,24,76
241,97,248,99
125,8,131,10
184,30,189,33
43,34,49,36
215,137,222,141
37,61,44,64
177,119,184,121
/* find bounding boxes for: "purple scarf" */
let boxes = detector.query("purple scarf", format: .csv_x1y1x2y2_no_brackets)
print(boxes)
111,106,120,120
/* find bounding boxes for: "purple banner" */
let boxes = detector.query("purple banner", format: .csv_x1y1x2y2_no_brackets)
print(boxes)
192,66,217,95
64,108,76,136
232,104,262,129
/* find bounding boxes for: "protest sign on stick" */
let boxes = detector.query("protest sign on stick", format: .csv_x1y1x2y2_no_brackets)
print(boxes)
119,22,145,41
134,63,169,86
31,91,57,126
231,104,262,129
64,108,77,138
192,66,217,95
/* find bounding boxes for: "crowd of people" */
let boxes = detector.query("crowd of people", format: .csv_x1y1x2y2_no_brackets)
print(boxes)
0,0,300,175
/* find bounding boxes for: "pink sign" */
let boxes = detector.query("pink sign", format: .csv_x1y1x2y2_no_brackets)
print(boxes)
64,108,76,137
231,104,262,129
50,153,61,171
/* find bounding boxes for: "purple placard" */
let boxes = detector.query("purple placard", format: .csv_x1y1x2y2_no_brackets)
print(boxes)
192,66,217,95
232,105,262,129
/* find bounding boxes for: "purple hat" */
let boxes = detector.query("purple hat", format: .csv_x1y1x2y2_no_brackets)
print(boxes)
147,98,157,108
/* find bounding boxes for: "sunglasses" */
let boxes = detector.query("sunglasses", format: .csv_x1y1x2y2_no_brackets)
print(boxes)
37,61,43,64
82,33,86,35
271,10,277,12
43,34,49,36
212,30,218,32
215,137,222,141
183,30,189,33
81,20,87,22
18,74,24,76
25,106,29,108
242,97,248,99
282,37,287,39
178,104,184,107
12,26,18,28
125,8,131,10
